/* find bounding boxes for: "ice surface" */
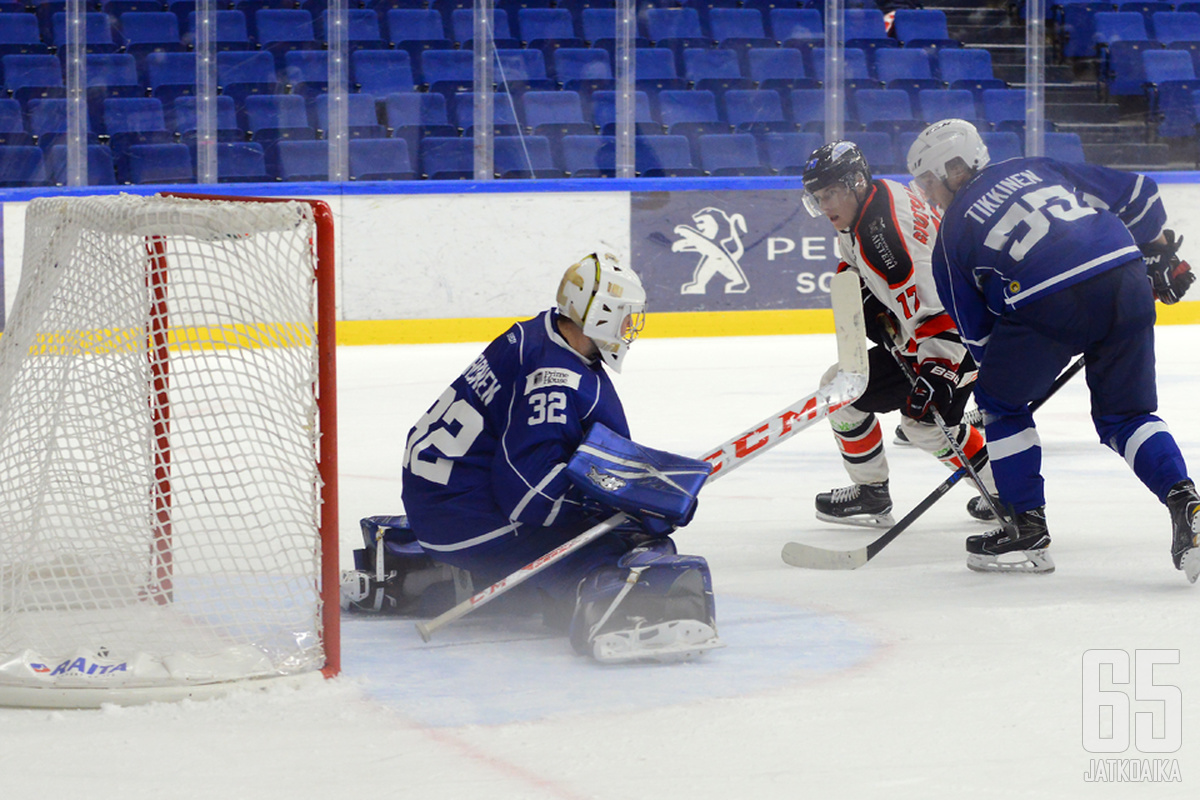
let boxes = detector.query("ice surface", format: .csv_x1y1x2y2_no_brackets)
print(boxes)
1,325,1198,799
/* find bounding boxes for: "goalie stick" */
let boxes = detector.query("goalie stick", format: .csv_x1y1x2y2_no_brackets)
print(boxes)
414,271,868,642
781,351,1087,570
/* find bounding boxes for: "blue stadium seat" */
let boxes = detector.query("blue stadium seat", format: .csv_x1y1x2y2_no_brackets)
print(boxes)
350,137,415,180
643,8,705,41
980,130,1022,162
86,54,142,102
845,130,899,172
873,48,942,98
44,143,116,186
421,135,473,179
580,8,617,42
770,8,823,43
382,91,457,163
1143,49,1200,136
682,48,744,84
1059,2,1113,59
981,87,1027,131
52,12,122,54
494,48,549,84
709,8,768,42
635,134,703,177
316,9,388,52
242,94,316,159
1044,131,1087,162
118,12,186,65
560,134,615,177
386,6,453,72
421,48,473,86
352,50,416,95
146,51,195,108
103,96,171,176
521,90,587,130
916,88,981,124
554,48,613,87
3,54,64,104
517,7,576,42
937,49,1007,95
217,50,281,107
284,50,328,99
275,139,327,181
0,145,47,186
657,88,723,134
635,47,680,82
809,48,875,90
450,8,514,45
171,95,243,140
0,13,53,58
891,9,959,51
748,48,817,91
590,89,660,135
1149,12,1200,45
758,130,824,174
853,88,924,135
698,132,772,176
1102,38,1163,95
452,92,521,135
255,9,319,67
723,89,790,133
183,10,253,52
789,87,828,131
845,7,890,43
211,141,269,182
0,98,31,145
313,93,388,139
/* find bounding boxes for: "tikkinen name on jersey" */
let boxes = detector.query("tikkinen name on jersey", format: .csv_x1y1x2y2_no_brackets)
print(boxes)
462,354,501,406
525,366,582,395
964,169,1044,223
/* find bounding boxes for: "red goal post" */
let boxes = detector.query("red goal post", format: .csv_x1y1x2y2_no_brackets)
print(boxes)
0,192,339,707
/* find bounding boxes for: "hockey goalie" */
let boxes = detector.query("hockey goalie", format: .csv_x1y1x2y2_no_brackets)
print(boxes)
343,254,722,664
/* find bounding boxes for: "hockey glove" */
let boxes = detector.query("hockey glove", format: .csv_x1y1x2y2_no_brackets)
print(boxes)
905,362,958,421
1142,229,1195,305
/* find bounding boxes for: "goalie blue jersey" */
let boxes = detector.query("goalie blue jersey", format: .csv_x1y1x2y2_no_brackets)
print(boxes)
401,310,629,553
932,157,1165,363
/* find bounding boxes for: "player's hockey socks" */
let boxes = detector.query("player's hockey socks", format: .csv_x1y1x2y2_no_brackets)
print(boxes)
565,422,712,530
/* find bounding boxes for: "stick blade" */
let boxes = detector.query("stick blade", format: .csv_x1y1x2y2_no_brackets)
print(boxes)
829,270,869,378
780,541,869,570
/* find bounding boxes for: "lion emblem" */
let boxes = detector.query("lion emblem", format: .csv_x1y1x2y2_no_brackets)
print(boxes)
671,206,750,295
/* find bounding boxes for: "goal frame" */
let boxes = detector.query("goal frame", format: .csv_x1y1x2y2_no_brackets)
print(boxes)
0,191,340,707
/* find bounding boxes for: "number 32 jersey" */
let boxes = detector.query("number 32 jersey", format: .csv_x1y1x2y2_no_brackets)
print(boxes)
401,310,629,553
932,157,1166,364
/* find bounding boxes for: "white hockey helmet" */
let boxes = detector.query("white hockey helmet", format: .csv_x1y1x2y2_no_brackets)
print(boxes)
906,118,990,184
556,252,646,373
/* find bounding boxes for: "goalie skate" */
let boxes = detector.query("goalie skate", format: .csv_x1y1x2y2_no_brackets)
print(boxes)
591,619,724,664
965,507,1055,574
815,481,895,528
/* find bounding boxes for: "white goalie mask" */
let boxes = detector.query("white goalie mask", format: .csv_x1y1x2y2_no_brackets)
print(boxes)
556,253,646,373
906,118,990,201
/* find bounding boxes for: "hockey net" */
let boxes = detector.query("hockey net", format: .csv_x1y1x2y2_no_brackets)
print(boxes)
0,193,338,707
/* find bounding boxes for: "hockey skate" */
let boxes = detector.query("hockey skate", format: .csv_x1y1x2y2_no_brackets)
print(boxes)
966,495,998,522
966,507,1054,574
592,619,724,664
815,481,895,528
1167,479,1200,584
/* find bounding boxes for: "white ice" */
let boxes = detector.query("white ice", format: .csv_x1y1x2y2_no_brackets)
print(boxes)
2,325,1198,799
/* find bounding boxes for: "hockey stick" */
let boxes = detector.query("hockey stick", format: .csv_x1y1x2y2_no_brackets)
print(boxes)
414,271,868,641
781,354,1088,570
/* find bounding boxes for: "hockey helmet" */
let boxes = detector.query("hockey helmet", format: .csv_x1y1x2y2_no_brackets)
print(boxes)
801,141,872,218
556,253,646,373
907,119,990,194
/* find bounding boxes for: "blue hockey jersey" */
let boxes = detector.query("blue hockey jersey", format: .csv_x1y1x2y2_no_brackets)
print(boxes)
401,310,630,553
932,157,1165,363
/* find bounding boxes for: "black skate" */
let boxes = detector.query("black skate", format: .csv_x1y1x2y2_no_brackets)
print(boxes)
815,481,894,528
966,495,998,522
893,425,911,446
1167,479,1200,584
965,507,1054,574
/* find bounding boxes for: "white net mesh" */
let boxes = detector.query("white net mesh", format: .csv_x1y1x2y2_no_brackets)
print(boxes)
0,194,330,701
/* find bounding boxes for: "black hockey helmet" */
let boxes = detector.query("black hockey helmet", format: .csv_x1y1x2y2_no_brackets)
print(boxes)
802,141,871,195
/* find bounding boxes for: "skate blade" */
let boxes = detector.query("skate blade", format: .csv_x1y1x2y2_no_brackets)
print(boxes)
1180,548,1200,584
815,510,895,529
966,549,1055,574
592,621,724,664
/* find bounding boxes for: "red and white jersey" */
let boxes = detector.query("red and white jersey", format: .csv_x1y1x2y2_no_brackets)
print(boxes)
836,178,968,372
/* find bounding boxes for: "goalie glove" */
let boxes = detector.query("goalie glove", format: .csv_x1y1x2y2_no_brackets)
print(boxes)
905,361,958,421
1142,229,1195,305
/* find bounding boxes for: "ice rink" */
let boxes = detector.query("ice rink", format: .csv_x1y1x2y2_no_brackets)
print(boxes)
2,323,1198,799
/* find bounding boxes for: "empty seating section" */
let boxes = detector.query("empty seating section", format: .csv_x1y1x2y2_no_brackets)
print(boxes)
0,2,1116,185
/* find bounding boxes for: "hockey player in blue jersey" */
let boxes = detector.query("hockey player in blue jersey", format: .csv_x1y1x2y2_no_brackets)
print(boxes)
906,118,1200,580
346,253,722,662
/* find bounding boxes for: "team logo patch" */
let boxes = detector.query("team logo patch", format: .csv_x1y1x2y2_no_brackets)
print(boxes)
586,466,627,492
525,367,581,395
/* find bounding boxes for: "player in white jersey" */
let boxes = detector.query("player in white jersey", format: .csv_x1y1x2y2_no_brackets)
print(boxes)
800,141,998,528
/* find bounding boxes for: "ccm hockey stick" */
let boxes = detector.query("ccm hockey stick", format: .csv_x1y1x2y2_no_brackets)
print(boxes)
414,271,869,641
781,347,1086,570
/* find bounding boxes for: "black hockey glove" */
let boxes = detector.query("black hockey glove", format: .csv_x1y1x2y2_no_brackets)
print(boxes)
906,362,958,421
1141,229,1195,305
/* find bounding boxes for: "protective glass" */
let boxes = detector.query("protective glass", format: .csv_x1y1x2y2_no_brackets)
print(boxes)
801,182,853,218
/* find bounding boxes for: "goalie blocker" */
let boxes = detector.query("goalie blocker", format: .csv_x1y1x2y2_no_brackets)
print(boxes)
344,425,721,663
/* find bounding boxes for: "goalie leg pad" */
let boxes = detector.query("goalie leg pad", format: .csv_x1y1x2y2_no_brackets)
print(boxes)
344,515,474,615
567,543,721,663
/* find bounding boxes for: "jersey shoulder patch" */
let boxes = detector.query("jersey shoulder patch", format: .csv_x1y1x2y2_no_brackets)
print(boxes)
856,185,915,289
